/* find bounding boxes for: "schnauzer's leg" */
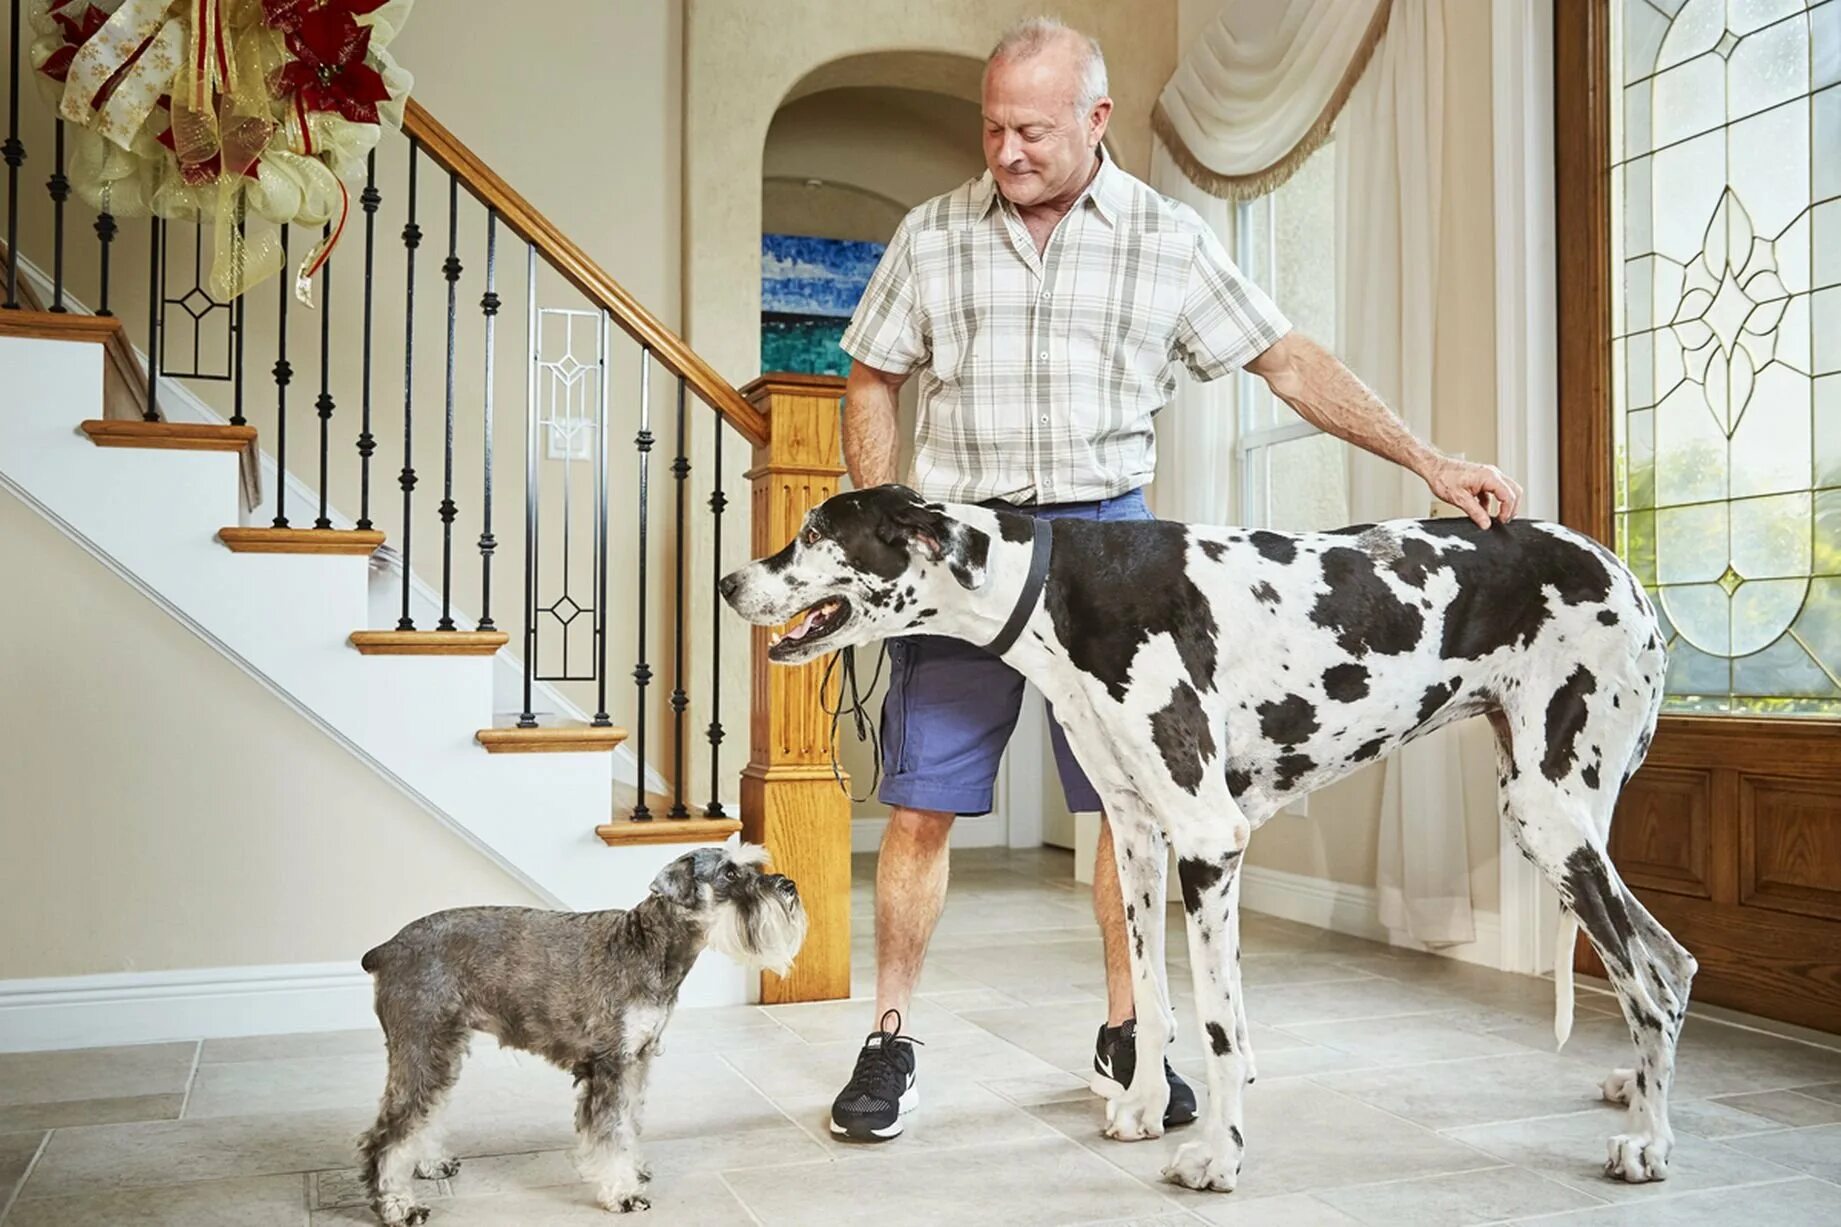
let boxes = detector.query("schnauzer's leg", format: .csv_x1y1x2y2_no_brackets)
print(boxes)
1098,805,1176,1141
362,1023,468,1226
1164,805,1252,1193
576,1050,655,1213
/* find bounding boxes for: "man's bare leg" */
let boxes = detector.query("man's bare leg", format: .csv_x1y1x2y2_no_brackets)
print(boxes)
874,806,955,1022
1095,813,1135,1027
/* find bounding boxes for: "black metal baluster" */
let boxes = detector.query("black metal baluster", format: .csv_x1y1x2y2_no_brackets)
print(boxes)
669,378,690,818
630,350,653,820
272,226,292,526
95,210,116,315
356,152,379,529
477,211,500,632
398,141,422,630
438,174,462,630
4,0,23,310
47,124,67,311
705,412,726,818
315,225,335,529
592,314,612,728
144,220,161,419
230,211,246,425
519,242,539,727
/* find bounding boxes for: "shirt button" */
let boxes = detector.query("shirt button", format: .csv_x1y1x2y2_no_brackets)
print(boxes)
1039,415,1049,423
1039,351,1049,360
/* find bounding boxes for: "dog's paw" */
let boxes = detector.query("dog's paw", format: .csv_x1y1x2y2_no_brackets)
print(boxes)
599,1186,652,1214
1604,1132,1671,1183
414,1157,462,1180
1162,1139,1240,1192
1104,1090,1167,1142
1601,1068,1638,1106
374,1194,432,1227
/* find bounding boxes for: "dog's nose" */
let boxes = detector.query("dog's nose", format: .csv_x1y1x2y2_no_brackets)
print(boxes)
718,571,742,604
772,875,799,900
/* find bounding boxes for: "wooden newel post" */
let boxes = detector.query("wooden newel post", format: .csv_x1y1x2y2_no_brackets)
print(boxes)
738,373,852,1003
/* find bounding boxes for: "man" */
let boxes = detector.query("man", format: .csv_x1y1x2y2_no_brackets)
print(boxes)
827,17,1522,1143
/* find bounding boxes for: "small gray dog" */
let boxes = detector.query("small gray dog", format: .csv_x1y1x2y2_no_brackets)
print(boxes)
357,844,806,1224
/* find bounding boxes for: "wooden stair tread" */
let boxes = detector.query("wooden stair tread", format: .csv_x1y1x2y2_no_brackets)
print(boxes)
475,724,628,753
218,527,385,555
349,630,509,656
82,419,255,452
0,308,122,345
596,815,742,846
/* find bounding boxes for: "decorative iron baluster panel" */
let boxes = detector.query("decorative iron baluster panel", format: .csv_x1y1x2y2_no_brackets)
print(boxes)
531,306,608,684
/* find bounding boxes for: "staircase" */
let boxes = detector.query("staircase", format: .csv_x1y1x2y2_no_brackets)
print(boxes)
0,27,853,1045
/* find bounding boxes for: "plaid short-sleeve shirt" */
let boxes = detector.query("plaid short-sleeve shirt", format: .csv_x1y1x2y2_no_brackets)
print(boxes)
839,147,1291,505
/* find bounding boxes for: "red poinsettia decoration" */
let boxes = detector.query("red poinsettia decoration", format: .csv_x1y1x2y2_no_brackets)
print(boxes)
39,1,110,83
263,0,389,36
269,5,392,124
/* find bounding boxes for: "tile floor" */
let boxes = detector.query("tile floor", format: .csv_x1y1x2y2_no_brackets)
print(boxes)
3,846,1839,1225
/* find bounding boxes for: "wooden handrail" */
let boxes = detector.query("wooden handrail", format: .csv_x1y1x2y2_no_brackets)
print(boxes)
400,100,768,448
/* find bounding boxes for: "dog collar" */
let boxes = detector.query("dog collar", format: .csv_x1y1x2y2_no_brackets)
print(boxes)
984,517,1053,658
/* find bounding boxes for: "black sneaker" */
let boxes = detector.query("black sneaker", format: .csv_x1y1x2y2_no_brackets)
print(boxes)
828,1008,920,1142
1091,1018,1197,1127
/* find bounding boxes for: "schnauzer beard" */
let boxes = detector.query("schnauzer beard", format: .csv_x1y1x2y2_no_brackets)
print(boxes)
708,891,807,975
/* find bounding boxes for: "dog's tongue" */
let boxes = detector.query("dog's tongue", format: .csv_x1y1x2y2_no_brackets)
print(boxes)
783,606,824,642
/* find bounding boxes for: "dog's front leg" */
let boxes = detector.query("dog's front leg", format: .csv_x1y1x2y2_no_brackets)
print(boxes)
1099,808,1175,1142
1165,815,1251,1193
575,1052,653,1213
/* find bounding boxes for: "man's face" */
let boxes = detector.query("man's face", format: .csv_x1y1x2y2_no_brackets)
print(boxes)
981,45,1109,208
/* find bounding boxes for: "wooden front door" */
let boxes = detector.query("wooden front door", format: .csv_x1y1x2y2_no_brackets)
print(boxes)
1556,0,1841,1034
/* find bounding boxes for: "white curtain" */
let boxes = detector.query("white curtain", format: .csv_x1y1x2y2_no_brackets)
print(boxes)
1155,0,1474,947
1336,0,1473,947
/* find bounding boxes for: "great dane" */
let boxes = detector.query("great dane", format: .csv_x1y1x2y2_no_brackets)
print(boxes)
719,483,1695,1192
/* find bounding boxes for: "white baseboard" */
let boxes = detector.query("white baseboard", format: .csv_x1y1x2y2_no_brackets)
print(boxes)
0,963,376,1054
1239,864,1504,971
850,813,1005,853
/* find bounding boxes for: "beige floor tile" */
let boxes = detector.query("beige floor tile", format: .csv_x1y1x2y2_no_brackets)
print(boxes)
1444,1108,1802,1203
1707,1089,1841,1130
200,1029,385,1064
761,995,980,1044
1314,1051,1617,1131
0,1042,198,1107
1496,1175,1840,1225
310,1177,757,1225
1721,1122,1841,1182
722,1135,1180,1226
1311,1163,1607,1225
2,1130,48,1210
1185,1191,1364,1226
311,1164,441,1211
5,1173,307,1226
1277,1011,1536,1068
184,1052,391,1120
0,1092,184,1131
1242,977,1472,1028
1492,1014,1841,1099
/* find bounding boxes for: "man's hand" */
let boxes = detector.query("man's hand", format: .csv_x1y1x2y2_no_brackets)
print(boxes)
1420,454,1523,528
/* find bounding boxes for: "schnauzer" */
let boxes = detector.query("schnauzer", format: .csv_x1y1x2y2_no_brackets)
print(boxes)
357,844,806,1224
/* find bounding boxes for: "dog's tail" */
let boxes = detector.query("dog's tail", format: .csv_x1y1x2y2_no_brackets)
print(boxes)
1553,912,1579,1051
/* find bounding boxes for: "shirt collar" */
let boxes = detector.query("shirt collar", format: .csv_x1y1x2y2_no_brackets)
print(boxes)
972,143,1125,228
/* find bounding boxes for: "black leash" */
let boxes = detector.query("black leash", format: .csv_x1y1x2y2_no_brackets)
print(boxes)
821,642,889,803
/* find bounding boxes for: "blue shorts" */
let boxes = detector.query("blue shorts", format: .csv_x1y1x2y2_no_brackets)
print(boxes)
877,488,1155,816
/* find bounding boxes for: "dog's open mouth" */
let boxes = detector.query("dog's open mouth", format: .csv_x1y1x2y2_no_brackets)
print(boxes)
769,597,851,660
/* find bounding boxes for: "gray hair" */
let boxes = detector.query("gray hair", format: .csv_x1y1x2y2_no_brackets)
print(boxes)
987,16,1110,115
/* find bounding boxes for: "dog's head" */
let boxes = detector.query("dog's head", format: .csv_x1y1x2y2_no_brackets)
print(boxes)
647,844,807,974
717,484,991,665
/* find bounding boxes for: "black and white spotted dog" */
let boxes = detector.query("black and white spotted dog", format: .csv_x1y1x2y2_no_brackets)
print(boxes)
720,484,1695,1192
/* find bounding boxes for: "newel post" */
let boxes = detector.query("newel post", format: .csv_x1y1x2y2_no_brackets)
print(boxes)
738,373,852,1003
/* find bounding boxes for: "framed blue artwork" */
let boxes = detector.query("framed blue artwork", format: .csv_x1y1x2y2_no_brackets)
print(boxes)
761,234,887,377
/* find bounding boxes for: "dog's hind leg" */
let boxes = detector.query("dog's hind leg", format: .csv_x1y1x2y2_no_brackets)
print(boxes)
1162,805,1253,1193
361,1020,468,1226
1096,805,1177,1140
576,1049,655,1213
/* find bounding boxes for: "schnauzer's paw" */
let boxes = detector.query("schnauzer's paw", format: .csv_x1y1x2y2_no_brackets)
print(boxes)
374,1194,433,1226
598,1186,652,1214
1162,1138,1240,1192
414,1157,462,1180
1604,1132,1672,1183
1103,1089,1167,1142
1601,1068,1638,1106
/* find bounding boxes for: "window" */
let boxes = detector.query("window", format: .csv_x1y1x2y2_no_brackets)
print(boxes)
1233,144,1350,531
1611,0,1841,716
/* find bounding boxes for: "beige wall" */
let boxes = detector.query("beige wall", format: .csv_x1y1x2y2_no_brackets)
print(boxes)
0,491,541,980
1244,0,1504,918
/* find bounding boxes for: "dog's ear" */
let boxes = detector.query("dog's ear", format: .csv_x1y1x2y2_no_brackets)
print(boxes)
648,854,704,907
876,502,990,590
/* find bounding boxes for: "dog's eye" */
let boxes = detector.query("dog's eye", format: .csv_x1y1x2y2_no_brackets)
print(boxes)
724,864,740,881
802,527,820,547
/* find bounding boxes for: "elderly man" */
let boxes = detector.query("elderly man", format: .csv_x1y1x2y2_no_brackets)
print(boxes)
827,17,1521,1142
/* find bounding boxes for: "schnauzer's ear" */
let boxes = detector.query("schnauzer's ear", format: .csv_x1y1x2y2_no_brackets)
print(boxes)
876,501,989,590
648,855,704,908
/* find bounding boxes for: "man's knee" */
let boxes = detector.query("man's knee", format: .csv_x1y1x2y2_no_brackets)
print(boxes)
884,806,954,851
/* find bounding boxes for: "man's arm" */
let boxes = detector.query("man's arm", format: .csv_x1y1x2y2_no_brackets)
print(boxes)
1244,331,1523,529
843,360,907,489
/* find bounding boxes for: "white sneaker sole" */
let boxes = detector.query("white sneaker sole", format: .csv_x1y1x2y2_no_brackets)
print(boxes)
830,1083,918,1140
